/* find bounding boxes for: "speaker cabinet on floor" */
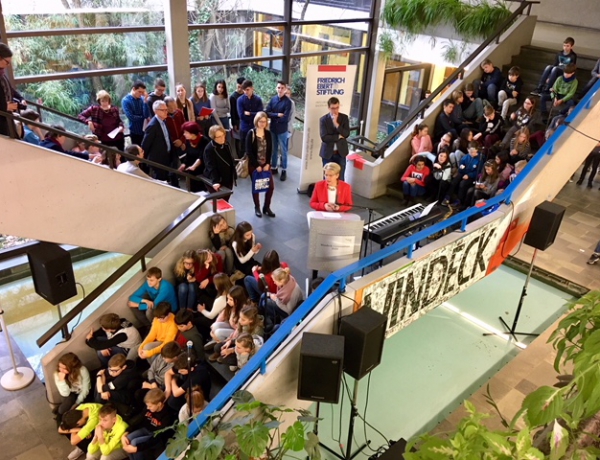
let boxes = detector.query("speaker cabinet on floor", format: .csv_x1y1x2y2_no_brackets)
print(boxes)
523,201,566,251
298,332,344,403
27,243,77,305
339,307,387,380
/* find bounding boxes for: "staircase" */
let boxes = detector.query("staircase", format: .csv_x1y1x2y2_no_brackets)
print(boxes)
505,45,597,96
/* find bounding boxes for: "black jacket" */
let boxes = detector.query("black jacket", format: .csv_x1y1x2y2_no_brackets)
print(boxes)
246,129,273,168
203,140,236,189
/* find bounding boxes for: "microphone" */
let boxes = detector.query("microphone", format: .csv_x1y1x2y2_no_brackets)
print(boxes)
186,340,193,350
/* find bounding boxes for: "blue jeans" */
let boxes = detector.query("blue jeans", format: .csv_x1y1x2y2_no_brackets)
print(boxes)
177,282,198,311
402,182,426,197
271,131,289,170
322,153,347,182
244,276,262,302
127,428,154,460
538,65,563,90
475,80,498,105
539,93,576,116
260,294,289,326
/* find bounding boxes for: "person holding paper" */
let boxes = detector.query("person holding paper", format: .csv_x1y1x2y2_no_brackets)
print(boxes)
78,89,125,151
190,83,213,135
310,162,353,212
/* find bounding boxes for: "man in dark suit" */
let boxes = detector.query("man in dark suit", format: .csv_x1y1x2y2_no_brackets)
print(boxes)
142,100,176,186
0,42,26,137
319,97,350,181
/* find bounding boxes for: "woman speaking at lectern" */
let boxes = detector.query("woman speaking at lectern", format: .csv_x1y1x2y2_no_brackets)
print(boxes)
310,162,353,212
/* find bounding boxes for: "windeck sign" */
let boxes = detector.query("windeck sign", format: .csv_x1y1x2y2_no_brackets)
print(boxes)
356,217,509,338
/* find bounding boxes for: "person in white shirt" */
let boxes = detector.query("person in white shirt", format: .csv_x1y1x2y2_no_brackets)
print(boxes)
116,144,153,179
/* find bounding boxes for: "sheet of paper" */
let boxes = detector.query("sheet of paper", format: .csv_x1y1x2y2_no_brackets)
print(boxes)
107,127,121,139
321,212,341,219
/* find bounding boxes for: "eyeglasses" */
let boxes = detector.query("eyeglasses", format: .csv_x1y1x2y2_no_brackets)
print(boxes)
213,134,225,139
155,108,167,112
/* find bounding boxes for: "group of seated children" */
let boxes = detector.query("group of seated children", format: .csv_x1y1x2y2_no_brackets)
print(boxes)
406,36,599,210
53,213,305,459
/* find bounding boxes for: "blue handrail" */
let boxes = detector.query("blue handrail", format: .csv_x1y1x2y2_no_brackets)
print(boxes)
158,80,600,458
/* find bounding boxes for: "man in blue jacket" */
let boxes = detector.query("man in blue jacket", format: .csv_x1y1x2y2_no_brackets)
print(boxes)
237,80,264,158
128,267,178,326
122,81,150,146
265,81,292,181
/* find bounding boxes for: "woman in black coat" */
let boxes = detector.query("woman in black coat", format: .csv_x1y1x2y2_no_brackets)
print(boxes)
180,121,209,192
246,111,275,218
203,125,236,200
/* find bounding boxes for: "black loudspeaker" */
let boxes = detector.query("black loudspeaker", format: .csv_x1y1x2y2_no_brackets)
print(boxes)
339,307,387,380
298,333,344,403
378,439,409,459
523,201,566,251
27,243,77,305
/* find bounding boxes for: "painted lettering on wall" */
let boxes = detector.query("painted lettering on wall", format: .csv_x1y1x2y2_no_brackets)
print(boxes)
358,218,508,338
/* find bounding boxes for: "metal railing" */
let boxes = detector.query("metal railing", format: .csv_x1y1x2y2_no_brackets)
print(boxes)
36,189,231,347
348,0,539,158
158,55,600,460
0,109,229,193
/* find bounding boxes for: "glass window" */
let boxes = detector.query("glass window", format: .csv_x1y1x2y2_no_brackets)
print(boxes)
189,26,285,63
8,31,166,78
191,62,284,104
188,0,286,24
2,0,166,28
290,22,368,56
291,0,372,21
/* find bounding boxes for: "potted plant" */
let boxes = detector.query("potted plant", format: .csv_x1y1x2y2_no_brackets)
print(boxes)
165,390,322,459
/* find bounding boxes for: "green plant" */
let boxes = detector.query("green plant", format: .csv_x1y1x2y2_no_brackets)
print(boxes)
165,390,321,459
379,31,395,57
441,40,468,65
382,0,511,40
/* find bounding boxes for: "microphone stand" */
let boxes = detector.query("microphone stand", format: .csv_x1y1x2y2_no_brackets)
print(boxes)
336,203,379,276
186,341,194,419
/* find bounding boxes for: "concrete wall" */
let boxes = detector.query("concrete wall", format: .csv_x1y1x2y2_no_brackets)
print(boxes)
347,15,537,199
0,136,202,255
531,0,600,30
41,208,236,405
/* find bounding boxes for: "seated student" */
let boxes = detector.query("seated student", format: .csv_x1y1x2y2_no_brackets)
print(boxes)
431,150,453,203
165,351,211,411
498,66,523,121
508,128,532,164
261,268,303,327
410,123,433,155
54,353,91,424
450,91,477,133
532,37,577,96
494,151,514,191
196,273,233,340
231,221,262,276
39,125,102,161
58,403,102,460
173,250,200,312
229,333,257,373
465,160,500,208
450,128,473,169
138,302,178,362
86,313,142,366
209,214,235,275
433,132,453,158
205,285,247,350
580,57,600,98
116,145,152,180
211,305,264,364
475,59,503,106
434,100,458,141
128,267,178,327
401,156,431,205
244,250,289,303
461,83,484,122
178,386,208,424
174,309,205,361
475,105,503,152
85,403,128,460
540,63,578,122
121,389,176,460
19,109,43,145
502,97,536,146
444,141,482,207
94,354,139,415
142,341,181,393
196,249,224,307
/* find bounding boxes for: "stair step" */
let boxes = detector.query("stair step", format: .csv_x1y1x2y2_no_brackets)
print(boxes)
387,182,404,200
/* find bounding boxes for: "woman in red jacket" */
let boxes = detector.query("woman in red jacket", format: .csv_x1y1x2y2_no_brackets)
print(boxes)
401,156,431,205
310,162,353,212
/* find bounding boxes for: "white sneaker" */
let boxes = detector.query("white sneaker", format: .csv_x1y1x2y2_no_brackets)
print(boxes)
229,365,238,372
67,447,85,460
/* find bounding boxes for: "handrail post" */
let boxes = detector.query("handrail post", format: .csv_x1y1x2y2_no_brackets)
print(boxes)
140,257,147,272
